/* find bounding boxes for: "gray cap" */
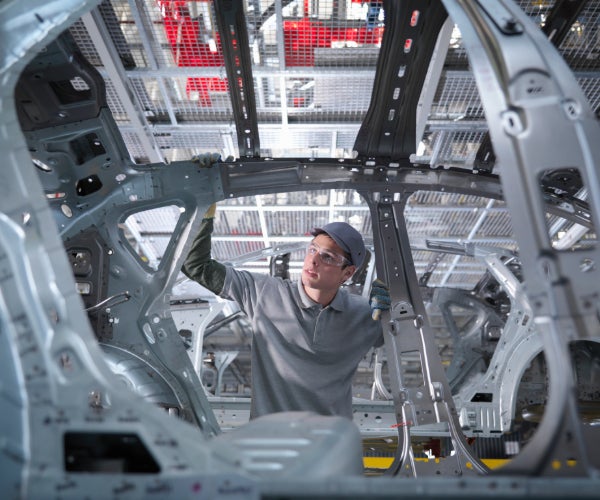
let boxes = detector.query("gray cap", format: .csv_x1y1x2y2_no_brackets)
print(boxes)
311,222,366,268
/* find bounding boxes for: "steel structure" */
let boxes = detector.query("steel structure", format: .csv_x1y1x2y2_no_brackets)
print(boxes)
1,0,600,498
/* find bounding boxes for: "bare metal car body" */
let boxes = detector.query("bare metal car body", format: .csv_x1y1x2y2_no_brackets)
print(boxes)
1,0,600,498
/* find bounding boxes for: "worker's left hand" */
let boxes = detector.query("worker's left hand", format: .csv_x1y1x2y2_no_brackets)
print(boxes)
369,279,391,320
191,152,222,167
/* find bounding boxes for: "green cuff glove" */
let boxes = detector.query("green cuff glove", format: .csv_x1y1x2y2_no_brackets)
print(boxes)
369,279,391,320
204,203,217,219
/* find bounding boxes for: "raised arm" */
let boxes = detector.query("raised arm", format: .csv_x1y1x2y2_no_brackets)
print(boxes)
181,204,227,295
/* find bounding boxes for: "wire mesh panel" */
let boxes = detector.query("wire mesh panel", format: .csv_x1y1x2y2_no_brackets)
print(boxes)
63,0,599,285
258,127,361,157
131,77,167,118
249,0,383,153
121,130,151,159
514,0,590,77
103,77,131,122
121,204,184,269
550,0,600,72
405,191,518,289
414,129,488,167
201,189,374,281
70,19,103,66
101,0,147,68
69,1,600,164
579,77,600,114
135,0,232,122
154,129,234,161
431,72,483,121
298,73,375,122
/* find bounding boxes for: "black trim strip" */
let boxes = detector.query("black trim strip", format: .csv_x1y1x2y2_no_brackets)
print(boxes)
214,0,260,158
354,0,448,162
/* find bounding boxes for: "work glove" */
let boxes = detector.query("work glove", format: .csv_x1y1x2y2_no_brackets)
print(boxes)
191,152,231,219
191,151,222,167
369,278,391,320
191,152,235,167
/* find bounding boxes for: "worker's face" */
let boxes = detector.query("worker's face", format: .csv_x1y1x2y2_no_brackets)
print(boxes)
302,234,355,291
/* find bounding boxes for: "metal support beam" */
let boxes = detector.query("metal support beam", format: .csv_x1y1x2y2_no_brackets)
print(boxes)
442,0,600,476
369,192,488,477
214,0,260,157
354,0,448,161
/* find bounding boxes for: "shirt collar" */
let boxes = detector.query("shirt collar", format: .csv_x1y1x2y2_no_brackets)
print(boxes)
297,280,346,311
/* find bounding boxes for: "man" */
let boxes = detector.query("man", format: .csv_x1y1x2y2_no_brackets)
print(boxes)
182,201,390,420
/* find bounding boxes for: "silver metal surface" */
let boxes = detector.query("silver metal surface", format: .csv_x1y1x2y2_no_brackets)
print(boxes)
2,0,600,498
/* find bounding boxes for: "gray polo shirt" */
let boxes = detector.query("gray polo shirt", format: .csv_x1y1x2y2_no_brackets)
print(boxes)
182,217,383,419
221,267,383,419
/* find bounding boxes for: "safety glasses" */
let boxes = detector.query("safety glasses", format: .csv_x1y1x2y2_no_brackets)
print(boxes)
306,242,351,267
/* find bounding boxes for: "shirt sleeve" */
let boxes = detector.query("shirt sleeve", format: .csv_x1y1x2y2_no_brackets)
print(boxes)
181,217,226,294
